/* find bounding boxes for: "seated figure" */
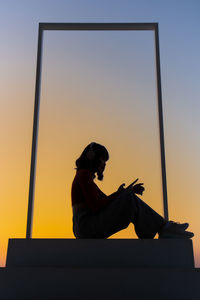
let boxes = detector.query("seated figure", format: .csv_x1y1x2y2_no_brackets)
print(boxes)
71,142,194,239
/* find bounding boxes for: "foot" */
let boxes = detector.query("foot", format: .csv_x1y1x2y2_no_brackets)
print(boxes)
159,221,194,239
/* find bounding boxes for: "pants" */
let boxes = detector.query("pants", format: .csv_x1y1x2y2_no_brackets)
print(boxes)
72,188,167,239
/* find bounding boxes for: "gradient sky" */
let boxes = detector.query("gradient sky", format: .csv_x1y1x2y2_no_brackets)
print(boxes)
0,0,200,267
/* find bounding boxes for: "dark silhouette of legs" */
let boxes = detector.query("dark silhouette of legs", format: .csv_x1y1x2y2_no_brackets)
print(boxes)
73,189,167,239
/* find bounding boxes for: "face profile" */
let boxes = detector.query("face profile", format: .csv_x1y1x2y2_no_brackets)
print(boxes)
97,157,107,173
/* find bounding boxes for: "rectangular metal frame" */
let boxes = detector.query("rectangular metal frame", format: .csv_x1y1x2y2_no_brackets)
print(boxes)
26,23,168,238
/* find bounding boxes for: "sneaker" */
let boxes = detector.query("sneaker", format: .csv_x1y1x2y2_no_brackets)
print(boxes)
159,221,194,239
166,221,189,231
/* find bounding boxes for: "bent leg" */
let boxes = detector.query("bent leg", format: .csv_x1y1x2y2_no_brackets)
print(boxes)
74,189,167,239
73,189,133,239
93,189,134,238
132,194,167,238
94,189,166,238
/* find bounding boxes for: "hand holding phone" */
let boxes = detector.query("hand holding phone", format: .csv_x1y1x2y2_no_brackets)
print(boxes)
126,178,145,195
118,179,139,192
118,178,145,195
125,178,139,189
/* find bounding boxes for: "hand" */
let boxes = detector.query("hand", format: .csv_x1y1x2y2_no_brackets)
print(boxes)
117,183,126,192
131,183,145,195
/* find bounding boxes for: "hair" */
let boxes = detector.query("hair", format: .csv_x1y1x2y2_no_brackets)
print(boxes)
75,142,109,181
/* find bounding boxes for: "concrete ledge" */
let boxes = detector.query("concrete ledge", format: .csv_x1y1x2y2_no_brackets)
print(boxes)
6,238,194,268
0,267,200,300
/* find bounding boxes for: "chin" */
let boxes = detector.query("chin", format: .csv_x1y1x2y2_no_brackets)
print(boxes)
97,171,104,181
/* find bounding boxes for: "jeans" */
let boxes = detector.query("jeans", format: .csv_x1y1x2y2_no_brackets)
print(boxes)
72,188,167,239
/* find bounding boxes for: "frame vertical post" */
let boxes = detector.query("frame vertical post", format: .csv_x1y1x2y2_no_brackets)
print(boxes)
26,25,43,238
154,24,169,220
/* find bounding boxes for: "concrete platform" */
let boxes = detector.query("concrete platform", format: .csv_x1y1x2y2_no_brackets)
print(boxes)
0,266,200,300
6,238,194,268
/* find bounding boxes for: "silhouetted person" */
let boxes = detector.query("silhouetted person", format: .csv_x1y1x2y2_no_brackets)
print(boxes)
71,142,194,239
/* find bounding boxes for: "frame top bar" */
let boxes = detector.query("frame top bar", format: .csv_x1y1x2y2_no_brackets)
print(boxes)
39,23,158,31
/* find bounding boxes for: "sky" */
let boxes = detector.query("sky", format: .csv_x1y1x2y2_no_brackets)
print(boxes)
0,0,200,267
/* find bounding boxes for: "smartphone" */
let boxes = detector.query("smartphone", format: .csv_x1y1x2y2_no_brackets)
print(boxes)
126,178,139,189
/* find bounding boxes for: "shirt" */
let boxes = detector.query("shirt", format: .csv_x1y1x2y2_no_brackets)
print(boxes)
71,169,119,213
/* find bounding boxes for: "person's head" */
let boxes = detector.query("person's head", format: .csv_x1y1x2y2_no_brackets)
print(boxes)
75,142,109,180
